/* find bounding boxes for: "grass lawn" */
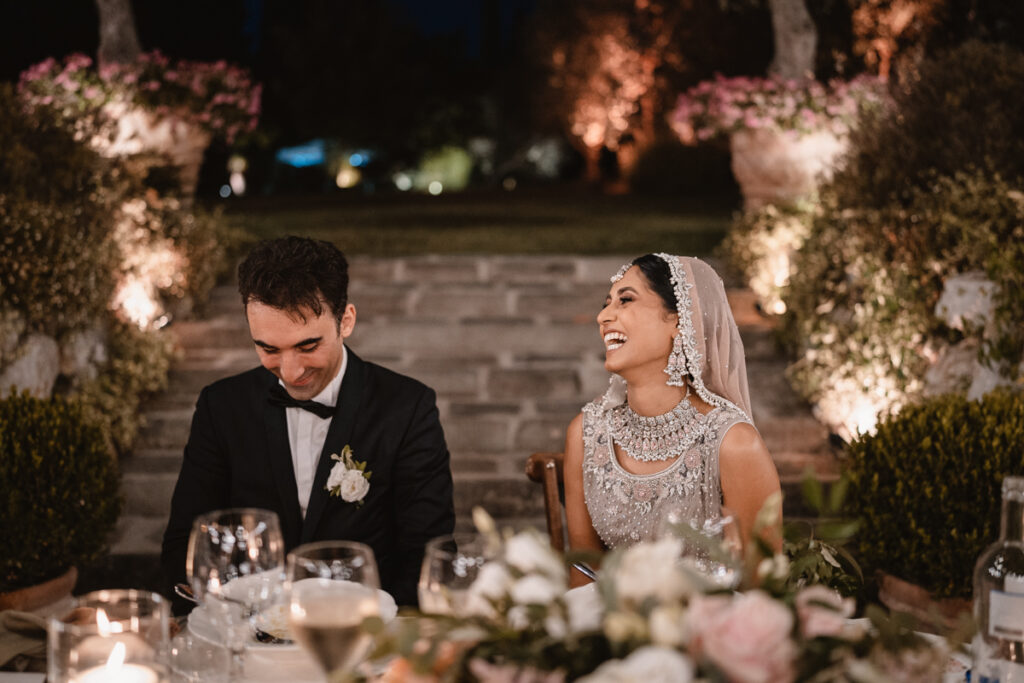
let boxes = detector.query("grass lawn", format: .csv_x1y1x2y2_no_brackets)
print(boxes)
222,185,739,256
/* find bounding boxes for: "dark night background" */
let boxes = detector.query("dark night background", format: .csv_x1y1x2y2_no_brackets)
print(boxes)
3,0,1021,196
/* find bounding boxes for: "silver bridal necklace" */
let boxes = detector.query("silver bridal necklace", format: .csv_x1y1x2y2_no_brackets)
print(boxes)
607,387,705,462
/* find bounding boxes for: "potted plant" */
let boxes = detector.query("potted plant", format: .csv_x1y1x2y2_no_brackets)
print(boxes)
671,74,885,208
844,388,1024,631
0,391,122,611
17,51,261,197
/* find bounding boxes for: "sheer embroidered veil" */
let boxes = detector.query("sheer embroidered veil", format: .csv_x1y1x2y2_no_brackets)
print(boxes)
599,254,753,421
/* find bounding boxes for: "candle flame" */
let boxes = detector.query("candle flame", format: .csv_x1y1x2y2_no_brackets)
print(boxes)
106,641,126,671
96,609,111,636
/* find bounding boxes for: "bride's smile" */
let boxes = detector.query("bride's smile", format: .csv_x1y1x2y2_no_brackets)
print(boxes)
597,266,678,380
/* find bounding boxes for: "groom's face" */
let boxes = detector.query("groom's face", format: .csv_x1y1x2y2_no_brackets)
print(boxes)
246,300,356,400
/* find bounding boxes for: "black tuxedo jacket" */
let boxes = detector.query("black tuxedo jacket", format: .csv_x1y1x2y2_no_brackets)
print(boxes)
160,348,454,612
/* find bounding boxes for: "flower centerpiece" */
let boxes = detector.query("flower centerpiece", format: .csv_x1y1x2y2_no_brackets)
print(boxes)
671,74,886,208
18,52,261,196
369,507,964,682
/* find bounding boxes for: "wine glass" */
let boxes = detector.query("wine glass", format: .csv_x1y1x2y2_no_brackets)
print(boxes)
418,532,494,616
658,506,742,590
186,508,286,680
286,540,382,680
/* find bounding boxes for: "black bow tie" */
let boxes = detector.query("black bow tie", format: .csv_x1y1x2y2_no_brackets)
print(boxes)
267,383,335,419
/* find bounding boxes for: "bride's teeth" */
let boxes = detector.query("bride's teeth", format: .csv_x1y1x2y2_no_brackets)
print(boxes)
603,332,626,349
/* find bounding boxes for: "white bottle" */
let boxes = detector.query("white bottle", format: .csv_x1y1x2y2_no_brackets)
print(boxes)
973,476,1024,683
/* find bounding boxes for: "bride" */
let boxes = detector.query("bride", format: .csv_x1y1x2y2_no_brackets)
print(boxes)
563,254,781,585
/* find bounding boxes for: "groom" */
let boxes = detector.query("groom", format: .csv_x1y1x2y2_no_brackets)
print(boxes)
161,236,454,612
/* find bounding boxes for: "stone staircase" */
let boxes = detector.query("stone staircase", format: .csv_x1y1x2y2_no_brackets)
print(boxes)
96,255,837,591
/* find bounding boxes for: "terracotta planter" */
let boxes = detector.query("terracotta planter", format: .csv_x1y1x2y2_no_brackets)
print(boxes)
96,102,212,199
729,128,846,209
0,566,77,613
876,571,972,635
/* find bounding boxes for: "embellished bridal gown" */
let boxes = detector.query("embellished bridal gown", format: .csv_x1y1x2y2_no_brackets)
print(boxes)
581,397,752,548
581,254,757,549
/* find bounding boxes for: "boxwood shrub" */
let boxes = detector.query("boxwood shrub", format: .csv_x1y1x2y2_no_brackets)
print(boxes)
844,388,1024,599
0,392,122,591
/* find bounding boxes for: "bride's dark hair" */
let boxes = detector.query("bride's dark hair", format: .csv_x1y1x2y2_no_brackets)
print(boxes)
632,254,677,313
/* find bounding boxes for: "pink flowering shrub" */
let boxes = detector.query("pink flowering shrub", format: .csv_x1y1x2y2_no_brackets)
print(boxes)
19,52,261,144
671,74,887,142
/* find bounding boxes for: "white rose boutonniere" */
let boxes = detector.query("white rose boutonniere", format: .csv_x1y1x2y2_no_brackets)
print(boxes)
326,445,371,505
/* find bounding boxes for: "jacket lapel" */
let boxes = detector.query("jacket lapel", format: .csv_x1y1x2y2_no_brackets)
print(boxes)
301,348,366,543
260,371,303,549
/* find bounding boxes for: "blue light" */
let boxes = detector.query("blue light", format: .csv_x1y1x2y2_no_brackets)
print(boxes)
349,152,365,167
275,139,326,168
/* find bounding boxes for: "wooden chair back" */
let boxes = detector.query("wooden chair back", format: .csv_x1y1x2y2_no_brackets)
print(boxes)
525,451,566,550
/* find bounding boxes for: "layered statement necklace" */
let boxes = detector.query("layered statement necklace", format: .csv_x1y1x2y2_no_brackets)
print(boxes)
607,387,706,462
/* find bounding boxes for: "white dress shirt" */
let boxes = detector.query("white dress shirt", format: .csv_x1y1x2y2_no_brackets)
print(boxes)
282,347,347,517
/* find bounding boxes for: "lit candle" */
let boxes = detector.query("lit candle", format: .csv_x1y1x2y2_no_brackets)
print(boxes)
71,641,159,683
73,662,159,683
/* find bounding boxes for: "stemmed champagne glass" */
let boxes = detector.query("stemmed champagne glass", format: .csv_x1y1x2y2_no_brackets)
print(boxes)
286,540,382,680
186,508,286,680
418,532,494,616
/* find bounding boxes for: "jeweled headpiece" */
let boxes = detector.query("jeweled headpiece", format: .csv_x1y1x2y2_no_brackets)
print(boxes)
607,254,752,420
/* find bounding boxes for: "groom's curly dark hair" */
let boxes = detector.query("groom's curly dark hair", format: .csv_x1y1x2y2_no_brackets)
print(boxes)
237,236,349,324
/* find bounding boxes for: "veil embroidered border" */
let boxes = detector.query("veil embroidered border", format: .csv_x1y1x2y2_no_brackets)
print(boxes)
599,254,753,421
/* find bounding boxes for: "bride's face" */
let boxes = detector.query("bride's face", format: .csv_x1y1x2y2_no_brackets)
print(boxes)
597,266,678,378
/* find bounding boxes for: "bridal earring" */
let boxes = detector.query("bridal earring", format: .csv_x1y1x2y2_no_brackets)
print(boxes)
665,332,686,386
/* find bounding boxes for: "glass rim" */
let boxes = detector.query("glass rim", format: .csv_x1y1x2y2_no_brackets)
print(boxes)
190,507,282,528
48,589,169,636
288,539,376,560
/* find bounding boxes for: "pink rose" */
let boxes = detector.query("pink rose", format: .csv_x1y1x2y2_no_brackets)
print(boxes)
688,591,795,683
794,585,853,640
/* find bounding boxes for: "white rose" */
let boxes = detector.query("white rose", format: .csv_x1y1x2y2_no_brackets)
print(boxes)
544,613,568,640
510,574,563,605
463,562,512,618
507,605,530,630
616,538,692,604
326,461,347,491
565,583,603,634
603,611,648,643
339,469,370,502
578,646,694,683
470,561,512,600
648,605,686,648
505,531,564,579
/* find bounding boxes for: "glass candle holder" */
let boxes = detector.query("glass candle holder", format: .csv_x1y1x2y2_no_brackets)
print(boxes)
48,589,171,683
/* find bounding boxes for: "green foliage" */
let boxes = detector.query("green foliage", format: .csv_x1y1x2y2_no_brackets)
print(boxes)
719,200,816,315
0,391,122,591
844,388,1024,599
0,85,122,337
0,83,123,206
784,473,863,597
77,321,174,455
0,83,240,452
834,41,1024,209
782,170,1024,428
0,195,120,338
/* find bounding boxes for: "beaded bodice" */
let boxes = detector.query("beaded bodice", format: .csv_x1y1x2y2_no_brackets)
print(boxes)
581,398,749,549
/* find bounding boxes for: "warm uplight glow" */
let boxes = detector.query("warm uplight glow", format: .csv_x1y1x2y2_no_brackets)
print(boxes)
111,201,188,330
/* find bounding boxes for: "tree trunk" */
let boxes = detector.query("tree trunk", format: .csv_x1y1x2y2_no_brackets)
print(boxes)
767,0,817,80
95,0,141,67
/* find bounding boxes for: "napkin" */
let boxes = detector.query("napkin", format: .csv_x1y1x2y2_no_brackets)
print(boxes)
0,610,46,672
